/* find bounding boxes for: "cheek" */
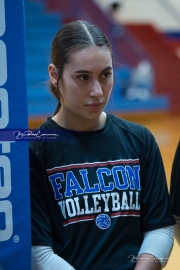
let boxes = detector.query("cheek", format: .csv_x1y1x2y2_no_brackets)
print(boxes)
104,80,113,94
62,86,83,107
60,80,76,99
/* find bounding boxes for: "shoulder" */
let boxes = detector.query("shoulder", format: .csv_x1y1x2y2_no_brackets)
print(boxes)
109,114,154,142
108,114,159,160
29,118,57,156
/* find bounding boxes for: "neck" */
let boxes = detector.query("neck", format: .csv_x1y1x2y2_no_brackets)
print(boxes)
52,112,107,132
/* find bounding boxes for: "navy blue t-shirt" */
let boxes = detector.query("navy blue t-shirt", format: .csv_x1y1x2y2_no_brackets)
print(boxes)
30,114,175,270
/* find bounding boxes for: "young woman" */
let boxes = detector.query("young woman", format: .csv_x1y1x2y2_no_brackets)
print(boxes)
30,20,175,270
170,140,180,245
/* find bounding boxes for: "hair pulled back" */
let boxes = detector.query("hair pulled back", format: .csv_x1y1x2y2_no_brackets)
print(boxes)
50,20,113,114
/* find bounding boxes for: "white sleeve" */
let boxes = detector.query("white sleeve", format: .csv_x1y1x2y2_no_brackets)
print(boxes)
174,215,180,246
138,226,174,269
32,245,76,270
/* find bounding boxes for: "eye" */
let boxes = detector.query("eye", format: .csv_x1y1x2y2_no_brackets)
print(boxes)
101,71,112,78
77,75,89,81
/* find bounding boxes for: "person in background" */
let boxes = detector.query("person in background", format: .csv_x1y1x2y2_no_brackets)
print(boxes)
109,0,121,11
170,140,180,245
30,20,175,270
93,0,123,12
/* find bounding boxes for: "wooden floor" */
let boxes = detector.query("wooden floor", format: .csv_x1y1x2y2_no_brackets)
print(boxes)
119,112,180,270
29,112,180,268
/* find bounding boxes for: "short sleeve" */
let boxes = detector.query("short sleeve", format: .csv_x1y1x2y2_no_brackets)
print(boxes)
170,140,180,216
30,144,53,247
140,131,175,231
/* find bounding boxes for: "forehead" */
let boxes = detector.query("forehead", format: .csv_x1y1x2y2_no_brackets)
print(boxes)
65,46,112,72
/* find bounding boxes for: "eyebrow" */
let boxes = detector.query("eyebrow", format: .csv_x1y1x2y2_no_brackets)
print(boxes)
74,66,113,74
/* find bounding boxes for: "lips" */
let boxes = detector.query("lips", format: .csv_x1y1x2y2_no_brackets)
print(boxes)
86,102,104,111
87,102,103,106
86,100,104,106
85,97,105,111
86,98,105,106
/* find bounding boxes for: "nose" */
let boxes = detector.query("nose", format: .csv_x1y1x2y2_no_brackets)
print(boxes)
90,81,103,97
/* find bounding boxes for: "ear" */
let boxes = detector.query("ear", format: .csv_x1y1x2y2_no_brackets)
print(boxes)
48,64,59,87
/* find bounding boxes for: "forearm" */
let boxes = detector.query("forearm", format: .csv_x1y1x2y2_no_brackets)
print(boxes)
174,215,180,245
134,253,161,270
32,245,75,270
135,226,174,270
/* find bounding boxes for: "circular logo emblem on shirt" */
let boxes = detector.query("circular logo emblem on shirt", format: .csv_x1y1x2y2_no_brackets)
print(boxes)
95,214,111,230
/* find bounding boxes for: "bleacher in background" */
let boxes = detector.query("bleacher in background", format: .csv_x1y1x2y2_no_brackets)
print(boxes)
25,0,172,127
24,0,61,118
125,23,180,114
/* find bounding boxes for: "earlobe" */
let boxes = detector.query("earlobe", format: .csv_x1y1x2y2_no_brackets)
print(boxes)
48,64,58,87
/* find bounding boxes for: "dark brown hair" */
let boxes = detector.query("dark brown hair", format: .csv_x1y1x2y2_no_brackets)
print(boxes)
50,20,113,114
